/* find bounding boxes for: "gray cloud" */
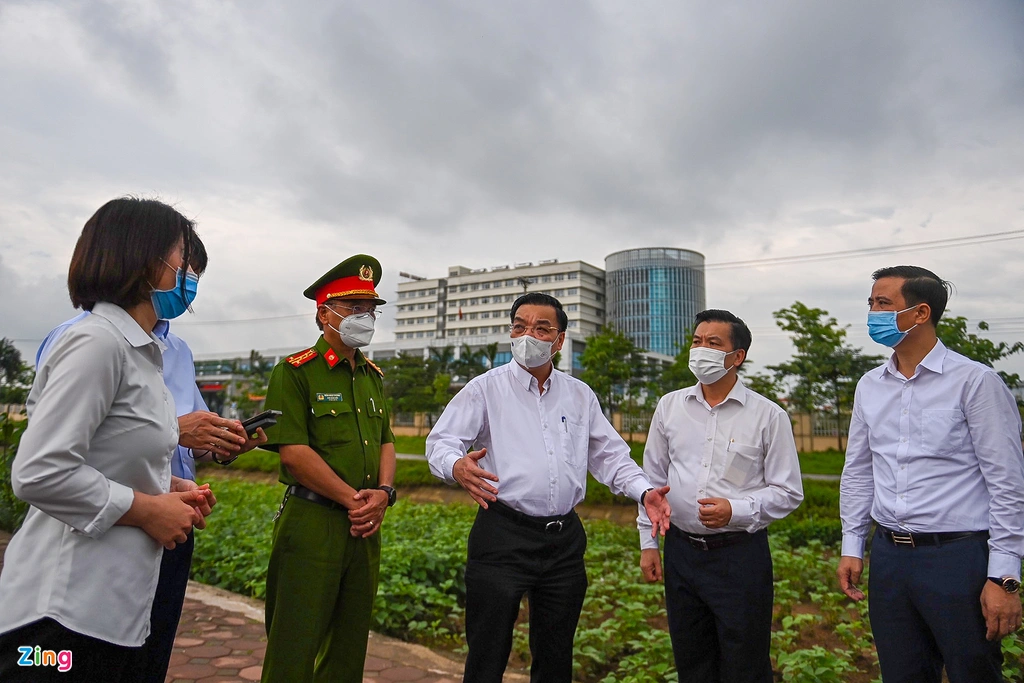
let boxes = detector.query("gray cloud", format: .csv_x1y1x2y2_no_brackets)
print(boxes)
1,0,1023,377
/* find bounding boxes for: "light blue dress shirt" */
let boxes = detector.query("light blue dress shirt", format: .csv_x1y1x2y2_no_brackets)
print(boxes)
840,340,1024,579
37,312,207,480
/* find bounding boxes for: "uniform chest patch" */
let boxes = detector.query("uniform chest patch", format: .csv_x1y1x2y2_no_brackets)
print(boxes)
315,393,344,402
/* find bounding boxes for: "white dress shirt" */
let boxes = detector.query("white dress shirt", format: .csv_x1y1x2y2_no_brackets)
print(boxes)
36,314,208,480
840,340,1024,579
0,303,178,646
637,380,803,550
426,360,652,517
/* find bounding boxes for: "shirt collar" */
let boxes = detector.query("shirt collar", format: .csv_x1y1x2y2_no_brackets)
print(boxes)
91,302,162,350
509,359,550,393
153,319,171,341
683,377,748,408
315,336,365,371
881,339,947,379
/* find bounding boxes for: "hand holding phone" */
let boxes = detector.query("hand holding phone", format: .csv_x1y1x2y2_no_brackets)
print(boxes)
240,409,282,439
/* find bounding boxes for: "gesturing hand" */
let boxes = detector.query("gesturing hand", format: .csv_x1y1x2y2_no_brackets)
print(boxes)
643,486,672,537
696,497,732,529
452,448,499,509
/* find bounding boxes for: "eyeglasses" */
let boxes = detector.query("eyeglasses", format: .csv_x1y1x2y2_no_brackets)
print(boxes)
509,323,559,338
325,303,383,319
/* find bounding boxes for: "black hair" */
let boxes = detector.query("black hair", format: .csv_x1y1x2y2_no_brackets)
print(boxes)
190,231,208,275
693,309,752,359
510,293,568,332
871,265,951,326
68,197,195,311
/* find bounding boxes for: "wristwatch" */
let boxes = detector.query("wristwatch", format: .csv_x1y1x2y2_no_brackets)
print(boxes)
378,485,397,507
640,488,654,506
988,576,1022,594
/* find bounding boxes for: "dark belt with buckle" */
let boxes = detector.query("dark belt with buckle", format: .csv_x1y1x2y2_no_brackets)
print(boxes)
488,500,576,533
671,525,755,551
287,484,347,511
876,525,987,548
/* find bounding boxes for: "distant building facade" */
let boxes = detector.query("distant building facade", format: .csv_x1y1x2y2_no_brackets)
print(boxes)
605,247,706,356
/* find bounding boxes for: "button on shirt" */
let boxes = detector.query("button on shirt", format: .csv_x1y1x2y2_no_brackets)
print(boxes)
841,340,1024,579
426,361,652,517
637,380,803,550
36,313,206,480
0,303,178,646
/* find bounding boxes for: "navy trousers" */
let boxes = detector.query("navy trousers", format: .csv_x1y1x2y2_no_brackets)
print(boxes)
663,526,774,683
127,530,195,683
868,526,1003,683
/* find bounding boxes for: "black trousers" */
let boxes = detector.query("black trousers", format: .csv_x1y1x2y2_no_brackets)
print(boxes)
462,503,588,683
0,618,143,682
663,526,774,683
126,530,195,682
869,526,1002,683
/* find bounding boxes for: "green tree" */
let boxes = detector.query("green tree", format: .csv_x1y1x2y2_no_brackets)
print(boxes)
378,353,442,423
653,334,697,396
0,339,33,405
429,346,456,375
453,344,487,382
767,302,883,450
481,342,501,369
937,316,1023,388
579,326,644,416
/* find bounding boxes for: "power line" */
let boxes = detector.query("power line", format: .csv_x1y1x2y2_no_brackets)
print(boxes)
704,229,1024,270
169,229,1024,327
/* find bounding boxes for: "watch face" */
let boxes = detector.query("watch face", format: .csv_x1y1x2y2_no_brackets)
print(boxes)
1005,578,1021,594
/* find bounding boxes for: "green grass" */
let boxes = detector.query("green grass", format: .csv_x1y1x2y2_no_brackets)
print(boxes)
797,449,845,476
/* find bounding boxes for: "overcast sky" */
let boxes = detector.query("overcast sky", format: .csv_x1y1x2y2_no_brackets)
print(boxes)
2,0,1023,378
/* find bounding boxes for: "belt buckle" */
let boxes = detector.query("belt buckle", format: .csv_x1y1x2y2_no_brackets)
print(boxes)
545,519,564,533
891,531,915,547
690,535,709,550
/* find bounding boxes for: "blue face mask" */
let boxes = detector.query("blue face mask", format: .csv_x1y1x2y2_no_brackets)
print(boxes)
151,268,199,320
867,306,918,348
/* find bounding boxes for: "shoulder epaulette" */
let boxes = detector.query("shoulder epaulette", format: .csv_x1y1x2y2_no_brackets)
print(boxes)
366,359,385,377
286,348,319,367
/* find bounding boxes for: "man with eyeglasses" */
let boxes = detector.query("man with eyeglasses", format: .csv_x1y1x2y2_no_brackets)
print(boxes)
259,255,396,683
426,292,672,683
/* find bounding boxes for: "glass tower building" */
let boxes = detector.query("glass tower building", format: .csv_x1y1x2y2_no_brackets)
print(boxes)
605,247,706,356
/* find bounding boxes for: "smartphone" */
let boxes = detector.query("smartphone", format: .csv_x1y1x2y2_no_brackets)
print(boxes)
241,409,282,439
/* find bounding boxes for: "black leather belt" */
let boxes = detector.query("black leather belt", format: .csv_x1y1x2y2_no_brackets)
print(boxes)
487,500,576,533
876,525,987,548
287,484,347,511
671,525,755,551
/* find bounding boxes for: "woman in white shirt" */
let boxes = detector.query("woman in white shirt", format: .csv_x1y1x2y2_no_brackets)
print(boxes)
0,197,211,682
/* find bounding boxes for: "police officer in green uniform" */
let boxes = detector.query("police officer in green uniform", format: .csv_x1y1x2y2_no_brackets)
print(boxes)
260,255,397,683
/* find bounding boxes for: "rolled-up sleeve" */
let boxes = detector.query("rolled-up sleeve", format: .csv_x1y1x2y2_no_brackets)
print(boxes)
13,328,135,538
426,381,486,484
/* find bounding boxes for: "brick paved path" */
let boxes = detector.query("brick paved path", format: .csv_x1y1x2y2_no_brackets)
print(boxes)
0,530,528,682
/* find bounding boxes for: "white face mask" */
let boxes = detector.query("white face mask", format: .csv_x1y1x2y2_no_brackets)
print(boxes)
688,346,737,385
328,311,376,348
511,334,555,369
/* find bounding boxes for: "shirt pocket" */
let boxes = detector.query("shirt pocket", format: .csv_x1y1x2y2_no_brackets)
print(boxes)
561,419,588,471
723,441,762,486
310,401,355,447
920,408,966,456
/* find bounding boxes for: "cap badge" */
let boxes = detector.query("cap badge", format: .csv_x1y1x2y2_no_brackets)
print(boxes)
359,265,374,282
